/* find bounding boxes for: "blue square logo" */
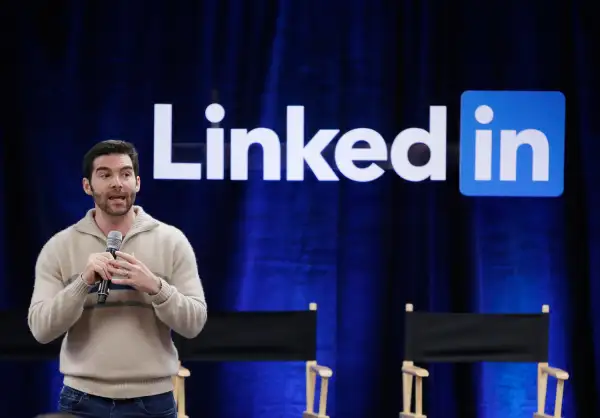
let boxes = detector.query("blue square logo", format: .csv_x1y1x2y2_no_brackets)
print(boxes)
459,90,566,197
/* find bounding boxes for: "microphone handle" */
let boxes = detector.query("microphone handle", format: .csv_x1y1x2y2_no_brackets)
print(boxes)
97,248,118,304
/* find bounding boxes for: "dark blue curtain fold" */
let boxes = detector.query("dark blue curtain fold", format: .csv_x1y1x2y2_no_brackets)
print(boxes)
1,1,598,417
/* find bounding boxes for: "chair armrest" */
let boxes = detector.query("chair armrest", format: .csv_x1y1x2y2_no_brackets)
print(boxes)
402,364,429,378
540,365,569,380
310,363,333,378
177,365,191,377
305,361,333,418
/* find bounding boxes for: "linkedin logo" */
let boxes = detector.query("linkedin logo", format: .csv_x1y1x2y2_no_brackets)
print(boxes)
459,91,566,197
154,90,566,197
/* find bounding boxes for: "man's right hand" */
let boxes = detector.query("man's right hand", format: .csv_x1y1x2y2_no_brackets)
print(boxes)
81,252,114,285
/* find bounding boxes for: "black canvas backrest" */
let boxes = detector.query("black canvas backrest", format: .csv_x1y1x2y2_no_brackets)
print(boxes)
0,310,62,360
0,310,317,362
405,312,549,363
175,310,317,361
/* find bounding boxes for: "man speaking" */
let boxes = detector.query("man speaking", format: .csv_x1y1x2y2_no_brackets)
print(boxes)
28,140,208,418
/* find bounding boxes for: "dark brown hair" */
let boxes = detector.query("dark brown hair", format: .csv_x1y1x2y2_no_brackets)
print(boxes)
82,140,139,180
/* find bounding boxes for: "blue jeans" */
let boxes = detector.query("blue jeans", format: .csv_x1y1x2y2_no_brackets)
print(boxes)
58,385,177,418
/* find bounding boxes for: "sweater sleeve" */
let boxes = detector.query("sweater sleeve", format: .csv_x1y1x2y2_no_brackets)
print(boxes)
151,228,208,339
28,236,92,344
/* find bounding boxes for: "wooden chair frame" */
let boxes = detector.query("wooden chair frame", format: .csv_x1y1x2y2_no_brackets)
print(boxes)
400,304,569,418
172,302,333,418
173,361,191,418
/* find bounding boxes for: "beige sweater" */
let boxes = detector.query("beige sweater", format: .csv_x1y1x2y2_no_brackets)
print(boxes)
28,206,208,399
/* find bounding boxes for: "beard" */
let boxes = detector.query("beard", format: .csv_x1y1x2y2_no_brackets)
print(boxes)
91,187,136,217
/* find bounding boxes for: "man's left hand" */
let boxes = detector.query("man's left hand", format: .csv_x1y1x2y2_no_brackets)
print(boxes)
108,251,161,295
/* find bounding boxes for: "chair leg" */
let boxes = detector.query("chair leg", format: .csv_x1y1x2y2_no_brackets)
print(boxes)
177,379,188,418
401,360,426,418
303,360,332,418
173,375,189,418
173,376,179,406
532,379,565,418
402,370,413,414
399,375,426,418
554,379,565,417
177,378,189,418
534,362,567,418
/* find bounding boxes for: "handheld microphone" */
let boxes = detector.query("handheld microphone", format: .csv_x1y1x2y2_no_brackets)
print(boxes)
97,230,123,304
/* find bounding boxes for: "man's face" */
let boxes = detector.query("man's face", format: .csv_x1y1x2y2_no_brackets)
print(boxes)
84,154,140,217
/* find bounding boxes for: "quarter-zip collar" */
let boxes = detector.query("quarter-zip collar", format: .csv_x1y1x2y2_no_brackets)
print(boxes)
73,205,160,246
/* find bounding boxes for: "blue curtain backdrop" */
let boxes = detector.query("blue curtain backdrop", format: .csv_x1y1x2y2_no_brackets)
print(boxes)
1,1,598,417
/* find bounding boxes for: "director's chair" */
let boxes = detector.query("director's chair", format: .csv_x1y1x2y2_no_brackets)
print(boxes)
173,302,332,418
1,303,332,418
401,303,568,418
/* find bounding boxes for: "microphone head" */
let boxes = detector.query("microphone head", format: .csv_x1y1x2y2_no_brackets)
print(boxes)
106,230,123,251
